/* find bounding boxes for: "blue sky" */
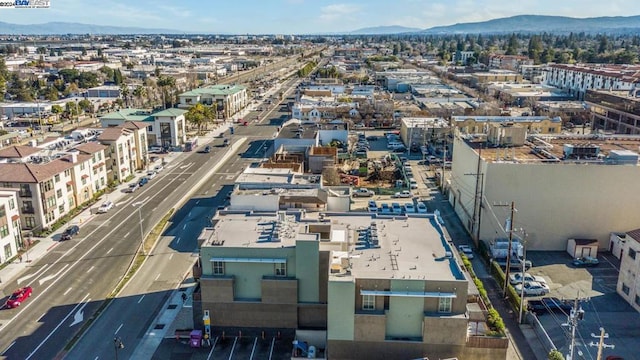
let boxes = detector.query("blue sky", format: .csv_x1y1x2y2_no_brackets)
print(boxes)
2,0,637,34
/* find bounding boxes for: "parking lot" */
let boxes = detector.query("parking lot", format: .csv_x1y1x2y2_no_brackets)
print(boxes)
526,251,640,360
152,332,294,360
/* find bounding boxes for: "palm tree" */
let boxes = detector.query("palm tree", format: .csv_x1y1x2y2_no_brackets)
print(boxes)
120,84,130,108
156,75,176,109
133,85,147,108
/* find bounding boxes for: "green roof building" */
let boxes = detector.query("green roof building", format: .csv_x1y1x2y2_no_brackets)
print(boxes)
178,84,248,120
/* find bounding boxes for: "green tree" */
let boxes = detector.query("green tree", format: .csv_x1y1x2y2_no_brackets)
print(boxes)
51,104,64,114
113,69,123,85
547,349,564,360
133,85,147,107
99,66,114,79
78,99,93,113
65,102,79,116
45,86,59,101
156,75,176,109
120,84,130,107
185,103,207,134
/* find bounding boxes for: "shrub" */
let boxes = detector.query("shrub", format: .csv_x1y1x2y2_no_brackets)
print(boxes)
548,349,564,360
487,308,505,334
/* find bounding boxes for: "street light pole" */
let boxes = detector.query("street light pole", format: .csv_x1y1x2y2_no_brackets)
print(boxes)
113,337,124,360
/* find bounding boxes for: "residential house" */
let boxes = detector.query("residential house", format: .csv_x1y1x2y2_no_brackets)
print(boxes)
74,142,109,194
616,229,640,312
97,127,139,183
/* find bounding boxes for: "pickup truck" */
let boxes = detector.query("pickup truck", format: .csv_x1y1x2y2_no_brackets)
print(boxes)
352,188,375,197
494,257,532,270
527,297,572,315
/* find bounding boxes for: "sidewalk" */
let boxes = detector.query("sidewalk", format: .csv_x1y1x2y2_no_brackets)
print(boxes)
0,120,235,294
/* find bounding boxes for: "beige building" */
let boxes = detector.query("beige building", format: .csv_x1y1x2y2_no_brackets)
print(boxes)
178,84,248,120
616,229,640,312
449,130,640,250
453,115,562,135
0,189,23,263
98,126,145,183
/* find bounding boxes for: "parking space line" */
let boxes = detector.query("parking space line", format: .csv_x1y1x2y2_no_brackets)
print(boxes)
269,337,275,360
601,255,619,271
249,337,258,360
228,337,238,360
206,337,219,360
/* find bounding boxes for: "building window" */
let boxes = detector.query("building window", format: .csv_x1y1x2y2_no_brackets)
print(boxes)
81,177,87,185
0,204,5,218
58,204,65,213
25,217,36,229
8,198,15,210
438,297,452,313
212,261,225,275
65,169,71,177
0,224,9,238
275,262,287,277
54,174,60,182
622,283,630,295
629,248,637,260
362,294,375,310
56,189,63,198
4,244,11,260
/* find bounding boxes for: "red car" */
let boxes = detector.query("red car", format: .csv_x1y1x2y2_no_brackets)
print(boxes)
5,286,32,308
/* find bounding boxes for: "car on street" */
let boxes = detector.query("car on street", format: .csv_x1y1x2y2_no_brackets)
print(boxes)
572,256,599,267
514,281,550,296
138,177,149,187
458,245,475,259
5,286,32,308
153,164,164,173
203,145,211,153
509,272,546,285
146,171,157,180
391,202,402,214
353,188,375,197
404,203,415,213
417,203,428,213
61,225,80,240
97,201,114,214
393,190,413,198
367,200,377,212
126,182,140,193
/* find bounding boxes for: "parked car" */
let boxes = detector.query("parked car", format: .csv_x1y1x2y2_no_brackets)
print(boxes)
138,177,149,187
146,171,157,180
365,136,378,141
417,203,428,213
203,145,211,153
393,190,413,198
367,200,377,212
392,146,407,153
391,202,402,214
61,225,80,240
515,281,550,296
153,164,164,173
97,201,114,214
458,245,475,259
222,138,230,147
509,272,546,286
572,256,599,267
380,203,392,214
404,203,415,213
527,297,573,315
496,257,533,270
5,286,33,308
126,182,140,193
353,188,375,197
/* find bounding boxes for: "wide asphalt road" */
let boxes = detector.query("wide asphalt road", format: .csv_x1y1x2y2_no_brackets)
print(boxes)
0,79,299,359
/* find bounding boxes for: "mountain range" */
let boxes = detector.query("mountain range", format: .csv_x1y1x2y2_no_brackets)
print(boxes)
1,15,640,35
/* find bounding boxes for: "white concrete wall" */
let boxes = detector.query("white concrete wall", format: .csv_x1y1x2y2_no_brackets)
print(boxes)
230,194,279,211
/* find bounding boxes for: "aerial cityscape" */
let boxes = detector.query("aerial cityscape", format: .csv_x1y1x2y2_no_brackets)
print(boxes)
0,1,640,360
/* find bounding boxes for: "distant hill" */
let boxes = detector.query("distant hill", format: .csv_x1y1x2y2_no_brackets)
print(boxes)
0,21,182,35
420,15,640,34
349,25,422,35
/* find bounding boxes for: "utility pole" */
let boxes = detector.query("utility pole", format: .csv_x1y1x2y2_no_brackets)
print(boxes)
497,201,516,297
589,327,615,360
564,297,586,360
518,231,528,324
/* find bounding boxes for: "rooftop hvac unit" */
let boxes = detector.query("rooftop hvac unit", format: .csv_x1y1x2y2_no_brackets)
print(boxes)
563,144,600,159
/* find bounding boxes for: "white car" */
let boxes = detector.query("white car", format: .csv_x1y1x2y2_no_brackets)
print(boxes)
97,201,114,213
514,281,550,296
146,171,157,180
457,245,474,259
509,272,546,286
417,203,428,213
394,190,413,198
404,203,416,213
153,164,164,173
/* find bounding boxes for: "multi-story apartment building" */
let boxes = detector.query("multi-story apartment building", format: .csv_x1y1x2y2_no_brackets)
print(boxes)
0,189,22,263
450,129,640,250
615,229,640,312
178,84,248,120
74,142,109,196
452,115,562,135
98,126,141,183
399,117,450,149
585,89,640,134
488,54,533,71
544,63,640,100
100,109,183,149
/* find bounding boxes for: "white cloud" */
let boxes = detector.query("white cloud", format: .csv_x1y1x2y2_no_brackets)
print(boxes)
319,3,361,22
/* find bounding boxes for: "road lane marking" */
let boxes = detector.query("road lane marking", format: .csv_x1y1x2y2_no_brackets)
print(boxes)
228,337,238,360
17,263,49,284
154,273,161,281
195,200,200,205
1,341,15,356
176,237,181,244
26,293,90,360
124,231,131,237
137,295,145,304
183,224,187,230
70,300,90,327
87,265,95,272
169,253,174,260
188,211,192,217
269,337,275,360
114,323,123,335
38,264,70,286
63,287,72,296
107,247,113,254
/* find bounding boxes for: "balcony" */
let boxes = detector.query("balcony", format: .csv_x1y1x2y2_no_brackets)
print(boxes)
21,207,35,214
